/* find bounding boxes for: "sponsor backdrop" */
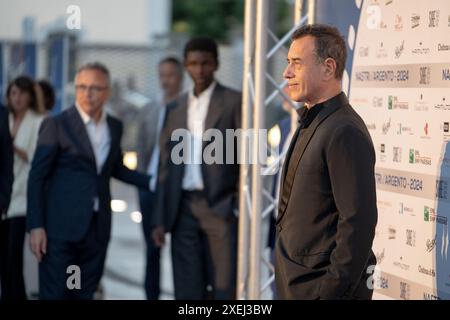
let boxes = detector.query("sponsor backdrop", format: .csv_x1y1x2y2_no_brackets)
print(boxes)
317,0,450,300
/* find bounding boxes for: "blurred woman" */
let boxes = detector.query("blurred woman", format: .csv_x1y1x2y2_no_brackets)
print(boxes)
37,79,56,112
0,76,45,300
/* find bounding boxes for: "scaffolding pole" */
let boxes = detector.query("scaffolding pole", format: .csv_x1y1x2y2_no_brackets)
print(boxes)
238,0,309,300
237,0,255,300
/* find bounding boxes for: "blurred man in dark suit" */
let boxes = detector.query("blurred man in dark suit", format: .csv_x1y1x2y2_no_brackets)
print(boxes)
27,62,152,299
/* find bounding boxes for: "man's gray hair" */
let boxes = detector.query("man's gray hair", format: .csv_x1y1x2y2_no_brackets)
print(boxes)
292,24,347,79
76,62,111,85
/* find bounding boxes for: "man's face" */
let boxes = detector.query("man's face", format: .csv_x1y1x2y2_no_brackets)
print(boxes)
159,62,182,97
184,51,217,91
75,69,110,116
283,36,325,105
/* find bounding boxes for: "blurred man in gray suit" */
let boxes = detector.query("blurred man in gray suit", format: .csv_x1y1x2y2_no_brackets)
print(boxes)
136,56,183,299
276,24,377,300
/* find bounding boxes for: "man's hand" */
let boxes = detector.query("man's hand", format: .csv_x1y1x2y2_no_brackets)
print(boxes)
30,228,47,263
152,225,165,247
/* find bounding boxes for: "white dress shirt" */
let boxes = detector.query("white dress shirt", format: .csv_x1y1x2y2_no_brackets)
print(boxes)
75,103,111,211
146,100,167,192
182,81,216,191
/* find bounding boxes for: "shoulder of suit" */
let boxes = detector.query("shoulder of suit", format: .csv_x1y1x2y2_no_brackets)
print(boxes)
105,112,123,128
217,83,242,99
166,94,186,112
0,105,6,116
326,107,368,136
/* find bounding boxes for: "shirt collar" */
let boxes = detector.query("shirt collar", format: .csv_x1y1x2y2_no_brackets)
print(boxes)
188,81,216,101
296,92,346,129
296,103,324,129
75,103,107,125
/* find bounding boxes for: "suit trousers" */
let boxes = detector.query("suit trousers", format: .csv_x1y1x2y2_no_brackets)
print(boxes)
39,212,108,300
139,190,160,299
171,190,237,300
0,216,27,300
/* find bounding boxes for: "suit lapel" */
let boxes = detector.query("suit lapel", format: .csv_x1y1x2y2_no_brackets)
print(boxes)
101,115,120,175
204,83,224,132
169,94,188,131
277,102,343,224
279,126,300,195
66,106,96,165
143,105,162,168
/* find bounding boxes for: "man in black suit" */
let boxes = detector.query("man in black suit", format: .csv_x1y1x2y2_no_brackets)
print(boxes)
152,37,241,299
0,104,13,219
276,24,377,300
27,62,151,299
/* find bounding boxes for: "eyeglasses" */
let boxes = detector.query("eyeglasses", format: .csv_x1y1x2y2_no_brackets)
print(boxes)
75,85,108,94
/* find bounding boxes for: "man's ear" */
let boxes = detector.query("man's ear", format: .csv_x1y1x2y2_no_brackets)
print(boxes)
323,57,337,80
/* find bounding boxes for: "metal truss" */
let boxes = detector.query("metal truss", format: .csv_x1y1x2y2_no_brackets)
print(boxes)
237,0,315,300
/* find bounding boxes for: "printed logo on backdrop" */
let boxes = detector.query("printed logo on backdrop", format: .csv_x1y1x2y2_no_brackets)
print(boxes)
394,40,405,59
388,226,396,240
424,206,447,225
394,14,403,31
359,46,369,58
397,123,413,136
434,97,450,110
388,96,408,110
418,265,436,277
411,13,420,29
423,292,441,300
438,43,450,51
409,148,432,166
419,66,431,85
426,236,437,252
406,229,416,247
442,122,450,141
400,281,411,300
394,256,410,271
393,146,402,163
378,143,387,162
443,68,450,81
428,10,440,28
412,42,430,55
376,42,388,59
373,96,383,108
382,118,391,134
443,122,449,133
419,122,431,140
414,93,429,111
398,202,415,216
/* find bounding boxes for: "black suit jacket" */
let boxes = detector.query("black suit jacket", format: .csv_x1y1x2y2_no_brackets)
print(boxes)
154,83,241,231
27,106,150,243
275,92,377,300
0,105,14,217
